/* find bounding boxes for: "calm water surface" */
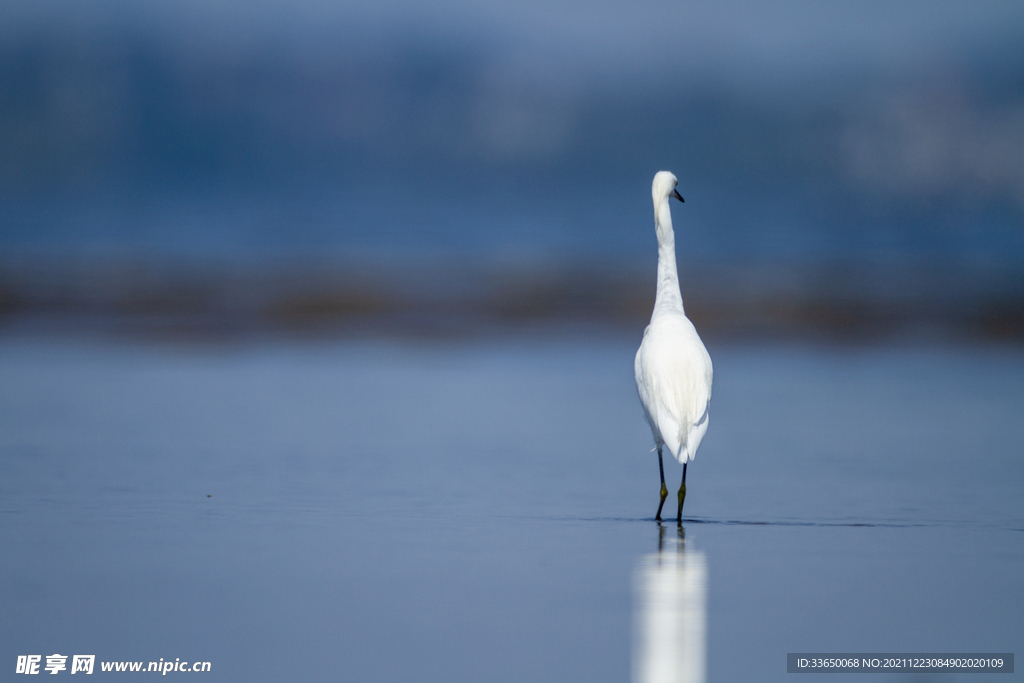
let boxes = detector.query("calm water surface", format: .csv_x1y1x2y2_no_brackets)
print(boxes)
1,335,1022,681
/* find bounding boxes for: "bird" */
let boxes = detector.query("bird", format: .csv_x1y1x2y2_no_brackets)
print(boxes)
635,171,713,523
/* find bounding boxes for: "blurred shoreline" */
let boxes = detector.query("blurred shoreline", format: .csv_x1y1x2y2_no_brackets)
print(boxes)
3,8,1023,347
2,256,1020,344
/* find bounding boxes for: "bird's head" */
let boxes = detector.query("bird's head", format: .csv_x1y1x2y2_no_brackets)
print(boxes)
652,171,684,204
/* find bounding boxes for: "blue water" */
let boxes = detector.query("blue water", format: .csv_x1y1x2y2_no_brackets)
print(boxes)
1,335,1022,681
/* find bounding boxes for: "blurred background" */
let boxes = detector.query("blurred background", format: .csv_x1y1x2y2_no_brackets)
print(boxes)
3,0,1023,341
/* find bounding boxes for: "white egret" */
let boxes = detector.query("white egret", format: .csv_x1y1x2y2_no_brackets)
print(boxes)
635,171,713,523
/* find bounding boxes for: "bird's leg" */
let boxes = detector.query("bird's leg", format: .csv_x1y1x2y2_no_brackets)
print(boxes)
655,447,668,521
676,462,688,524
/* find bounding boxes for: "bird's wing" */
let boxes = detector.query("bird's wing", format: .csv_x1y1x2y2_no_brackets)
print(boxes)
634,337,666,446
683,345,713,461
682,400,710,462
636,316,714,462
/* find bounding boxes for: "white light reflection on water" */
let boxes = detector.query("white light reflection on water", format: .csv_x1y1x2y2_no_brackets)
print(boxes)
633,524,707,683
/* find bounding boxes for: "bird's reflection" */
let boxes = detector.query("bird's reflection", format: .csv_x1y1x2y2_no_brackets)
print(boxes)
633,523,707,683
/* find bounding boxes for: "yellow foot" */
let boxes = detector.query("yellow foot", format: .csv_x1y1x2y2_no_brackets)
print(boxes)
655,484,668,520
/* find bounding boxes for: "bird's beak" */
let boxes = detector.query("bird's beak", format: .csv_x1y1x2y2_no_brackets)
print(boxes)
671,188,684,203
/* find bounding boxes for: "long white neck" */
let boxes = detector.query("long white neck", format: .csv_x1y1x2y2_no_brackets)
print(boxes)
653,197,684,315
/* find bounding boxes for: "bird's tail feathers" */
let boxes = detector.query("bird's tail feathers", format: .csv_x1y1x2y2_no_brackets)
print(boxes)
664,431,689,464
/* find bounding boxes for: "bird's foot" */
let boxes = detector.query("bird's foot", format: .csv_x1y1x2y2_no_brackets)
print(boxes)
676,483,686,523
655,484,668,521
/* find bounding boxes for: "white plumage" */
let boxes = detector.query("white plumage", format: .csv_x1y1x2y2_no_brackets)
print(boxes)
635,171,713,521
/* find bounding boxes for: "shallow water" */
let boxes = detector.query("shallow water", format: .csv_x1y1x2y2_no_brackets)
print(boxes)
1,335,1022,681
